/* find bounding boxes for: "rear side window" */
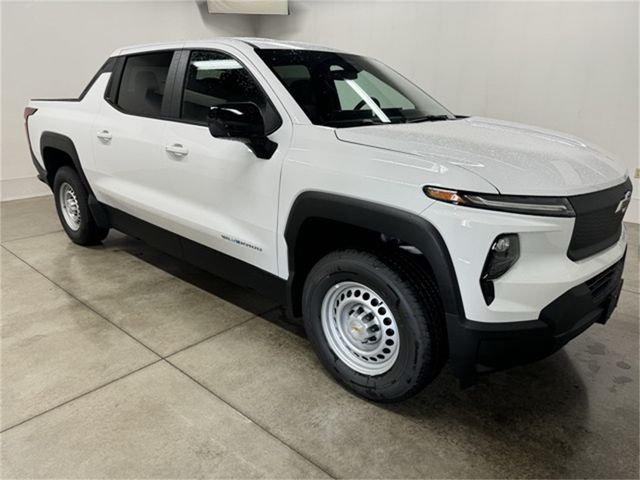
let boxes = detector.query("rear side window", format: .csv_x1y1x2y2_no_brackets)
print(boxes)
180,50,281,133
117,51,174,117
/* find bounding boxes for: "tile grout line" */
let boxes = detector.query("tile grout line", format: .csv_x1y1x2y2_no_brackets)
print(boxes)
1,228,63,245
1,245,285,438
163,358,337,480
0,359,163,434
1,244,277,361
161,305,281,359
1,244,162,359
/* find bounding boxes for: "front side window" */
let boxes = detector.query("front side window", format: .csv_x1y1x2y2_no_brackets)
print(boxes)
116,51,174,117
256,49,455,127
180,50,281,133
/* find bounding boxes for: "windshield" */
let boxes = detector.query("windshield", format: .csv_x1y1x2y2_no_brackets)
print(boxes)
256,49,455,127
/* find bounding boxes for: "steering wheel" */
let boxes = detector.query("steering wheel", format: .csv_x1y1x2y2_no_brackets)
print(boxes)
354,97,381,110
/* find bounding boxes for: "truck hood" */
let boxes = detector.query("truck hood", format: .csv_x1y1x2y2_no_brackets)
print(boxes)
335,117,627,196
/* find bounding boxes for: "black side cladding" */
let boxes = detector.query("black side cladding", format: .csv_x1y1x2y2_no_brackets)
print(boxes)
567,178,632,261
104,205,288,306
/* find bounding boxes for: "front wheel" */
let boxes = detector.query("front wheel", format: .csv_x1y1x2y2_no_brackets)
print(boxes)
302,249,447,402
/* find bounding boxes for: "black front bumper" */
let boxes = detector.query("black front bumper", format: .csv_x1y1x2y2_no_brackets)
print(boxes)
448,253,625,380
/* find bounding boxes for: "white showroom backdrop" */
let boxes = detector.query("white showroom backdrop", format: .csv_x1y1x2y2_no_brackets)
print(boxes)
2,0,638,222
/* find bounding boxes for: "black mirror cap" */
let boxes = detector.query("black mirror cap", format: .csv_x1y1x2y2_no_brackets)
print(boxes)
207,102,277,159
208,102,264,138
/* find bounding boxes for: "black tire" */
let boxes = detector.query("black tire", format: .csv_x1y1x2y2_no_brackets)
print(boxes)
53,167,109,245
302,249,447,402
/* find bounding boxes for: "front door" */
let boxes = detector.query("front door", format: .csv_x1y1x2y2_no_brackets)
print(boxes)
155,49,290,274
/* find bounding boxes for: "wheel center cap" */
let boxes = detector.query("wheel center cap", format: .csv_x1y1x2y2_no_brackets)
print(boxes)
347,318,367,341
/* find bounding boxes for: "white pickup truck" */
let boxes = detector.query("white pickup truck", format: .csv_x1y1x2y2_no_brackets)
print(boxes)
25,38,631,401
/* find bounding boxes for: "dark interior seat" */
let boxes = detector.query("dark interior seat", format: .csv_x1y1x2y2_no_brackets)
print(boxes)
133,71,162,116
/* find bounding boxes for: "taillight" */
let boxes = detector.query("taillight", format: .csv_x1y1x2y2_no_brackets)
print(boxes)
24,107,38,122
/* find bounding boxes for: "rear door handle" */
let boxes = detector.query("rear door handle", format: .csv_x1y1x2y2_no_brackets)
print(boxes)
96,130,112,141
165,143,189,157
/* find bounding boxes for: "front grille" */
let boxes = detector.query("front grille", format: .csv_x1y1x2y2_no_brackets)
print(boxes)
567,178,632,261
585,258,623,303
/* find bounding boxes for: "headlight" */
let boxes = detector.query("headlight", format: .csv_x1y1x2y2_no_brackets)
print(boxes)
424,186,575,217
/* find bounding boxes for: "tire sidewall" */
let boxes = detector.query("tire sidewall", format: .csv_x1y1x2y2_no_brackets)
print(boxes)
302,254,432,400
53,168,93,245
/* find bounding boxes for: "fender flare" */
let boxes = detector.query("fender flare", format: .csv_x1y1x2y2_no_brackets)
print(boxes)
40,131,110,228
283,191,466,320
40,132,90,190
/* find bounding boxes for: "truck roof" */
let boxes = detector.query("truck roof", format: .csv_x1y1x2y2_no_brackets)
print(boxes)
110,37,342,57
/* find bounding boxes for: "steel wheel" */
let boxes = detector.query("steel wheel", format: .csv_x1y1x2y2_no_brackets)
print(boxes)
59,182,81,231
321,281,400,376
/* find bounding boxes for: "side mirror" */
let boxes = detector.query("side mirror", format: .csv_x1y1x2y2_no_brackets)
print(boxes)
207,102,277,159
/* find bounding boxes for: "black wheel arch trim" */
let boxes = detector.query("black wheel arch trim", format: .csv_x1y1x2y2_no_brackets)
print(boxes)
39,131,110,228
283,191,466,320
40,132,91,190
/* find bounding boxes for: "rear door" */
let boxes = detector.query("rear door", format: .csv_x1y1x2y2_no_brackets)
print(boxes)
91,49,179,225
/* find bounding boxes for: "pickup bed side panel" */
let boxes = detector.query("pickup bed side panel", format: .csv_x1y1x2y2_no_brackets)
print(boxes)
27,73,113,186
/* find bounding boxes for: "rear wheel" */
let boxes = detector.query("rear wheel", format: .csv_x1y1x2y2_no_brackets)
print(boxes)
302,249,447,402
53,167,108,245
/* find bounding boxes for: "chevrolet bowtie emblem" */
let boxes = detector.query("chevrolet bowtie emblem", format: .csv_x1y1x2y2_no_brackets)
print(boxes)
615,191,632,214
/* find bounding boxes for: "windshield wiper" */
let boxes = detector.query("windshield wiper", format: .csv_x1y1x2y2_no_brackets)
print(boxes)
324,118,385,128
407,115,451,123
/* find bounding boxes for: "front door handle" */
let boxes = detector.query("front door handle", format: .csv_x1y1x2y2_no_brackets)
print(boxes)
96,130,112,141
165,143,189,157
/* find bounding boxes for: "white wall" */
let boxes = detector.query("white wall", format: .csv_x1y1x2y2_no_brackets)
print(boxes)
256,0,639,222
1,0,253,200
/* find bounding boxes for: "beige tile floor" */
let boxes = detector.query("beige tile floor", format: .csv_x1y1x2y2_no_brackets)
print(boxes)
1,195,638,479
